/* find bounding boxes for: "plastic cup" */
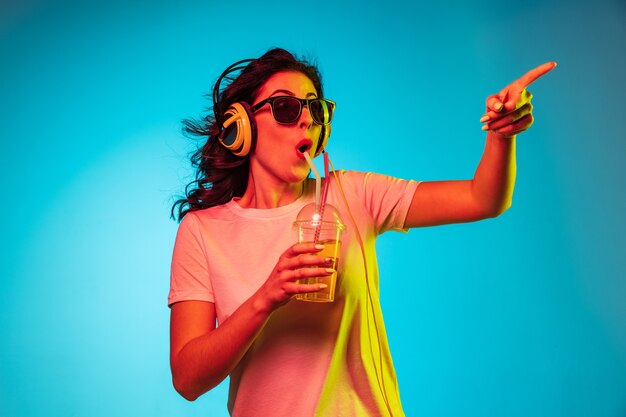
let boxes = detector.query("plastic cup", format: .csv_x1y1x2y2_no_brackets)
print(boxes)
293,203,344,302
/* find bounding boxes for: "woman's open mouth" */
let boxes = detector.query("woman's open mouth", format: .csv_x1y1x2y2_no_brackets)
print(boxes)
295,139,313,159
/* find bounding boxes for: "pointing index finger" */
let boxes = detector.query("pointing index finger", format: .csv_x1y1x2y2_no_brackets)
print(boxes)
516,62,557,89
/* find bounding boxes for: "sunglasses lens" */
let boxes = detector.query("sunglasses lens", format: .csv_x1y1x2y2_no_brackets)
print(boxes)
310,99,334,125
269,97,334,125
272,97,301,123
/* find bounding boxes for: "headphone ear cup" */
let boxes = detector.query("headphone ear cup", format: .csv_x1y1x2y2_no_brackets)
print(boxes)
314,125,331,157
218,102,256,157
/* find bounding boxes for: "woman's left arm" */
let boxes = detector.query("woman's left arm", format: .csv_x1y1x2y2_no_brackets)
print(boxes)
404,62,557,228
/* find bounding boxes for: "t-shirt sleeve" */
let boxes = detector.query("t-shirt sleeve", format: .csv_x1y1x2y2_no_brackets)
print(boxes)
168,213,215,307
340,170,420,235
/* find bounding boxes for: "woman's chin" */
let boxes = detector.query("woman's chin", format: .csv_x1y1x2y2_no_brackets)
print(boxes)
290,164,312,183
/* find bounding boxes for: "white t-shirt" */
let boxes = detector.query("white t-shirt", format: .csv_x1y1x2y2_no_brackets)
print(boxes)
169,170,420,417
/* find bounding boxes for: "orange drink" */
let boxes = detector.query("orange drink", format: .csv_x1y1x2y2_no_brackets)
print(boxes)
296,239,341,302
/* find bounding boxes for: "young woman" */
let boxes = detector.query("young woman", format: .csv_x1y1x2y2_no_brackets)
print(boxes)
169,48,555,416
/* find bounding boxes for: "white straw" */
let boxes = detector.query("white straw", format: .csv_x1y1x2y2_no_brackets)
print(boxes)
302,152,321,214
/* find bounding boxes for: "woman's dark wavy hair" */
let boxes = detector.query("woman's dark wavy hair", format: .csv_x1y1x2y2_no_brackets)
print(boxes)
170,48,325,222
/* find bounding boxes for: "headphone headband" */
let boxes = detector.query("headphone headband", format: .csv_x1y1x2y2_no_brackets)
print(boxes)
212,58,255,110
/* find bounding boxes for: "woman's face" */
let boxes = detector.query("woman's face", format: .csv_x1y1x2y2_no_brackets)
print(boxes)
250,70,323,185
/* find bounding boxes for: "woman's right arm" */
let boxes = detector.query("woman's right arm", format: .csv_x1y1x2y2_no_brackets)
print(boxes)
170,242,333,401
170,297,269,401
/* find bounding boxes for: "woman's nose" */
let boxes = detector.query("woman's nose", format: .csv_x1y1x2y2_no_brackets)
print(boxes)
298,105,314,128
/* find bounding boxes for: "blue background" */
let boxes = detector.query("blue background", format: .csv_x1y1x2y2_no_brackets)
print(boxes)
1,0,625,416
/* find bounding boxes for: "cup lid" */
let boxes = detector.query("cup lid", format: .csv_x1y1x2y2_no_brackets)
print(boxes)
293,202,345,230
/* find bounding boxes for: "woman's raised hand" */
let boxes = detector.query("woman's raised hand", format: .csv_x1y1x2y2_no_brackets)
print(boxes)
257,243,334,311
480,62,556,137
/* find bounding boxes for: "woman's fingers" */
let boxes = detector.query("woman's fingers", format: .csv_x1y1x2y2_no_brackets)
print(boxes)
480,62,555,124
284,242,325,258
286,281,329,295
486,93,506,114
281,267,335,295
281,253,332,269
514,61,557,90
264,239,341,309
483,102,533,131
264,243,335,308
276,242,335,286
481,105,517,125
484,90,512,121
482,90,532,122
291,265,335,279
277,244,332,277
491,113,534,136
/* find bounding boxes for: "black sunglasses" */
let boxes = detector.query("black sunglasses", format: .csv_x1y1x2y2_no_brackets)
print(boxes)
250,96,335,126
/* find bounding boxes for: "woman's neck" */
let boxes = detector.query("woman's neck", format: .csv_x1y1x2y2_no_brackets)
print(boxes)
236,171,305,209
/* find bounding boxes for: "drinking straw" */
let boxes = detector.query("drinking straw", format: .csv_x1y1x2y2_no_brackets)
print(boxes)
303,152,321,214
313,154,332,244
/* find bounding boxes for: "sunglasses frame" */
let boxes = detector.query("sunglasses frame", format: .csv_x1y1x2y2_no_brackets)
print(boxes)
250,96,335,126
